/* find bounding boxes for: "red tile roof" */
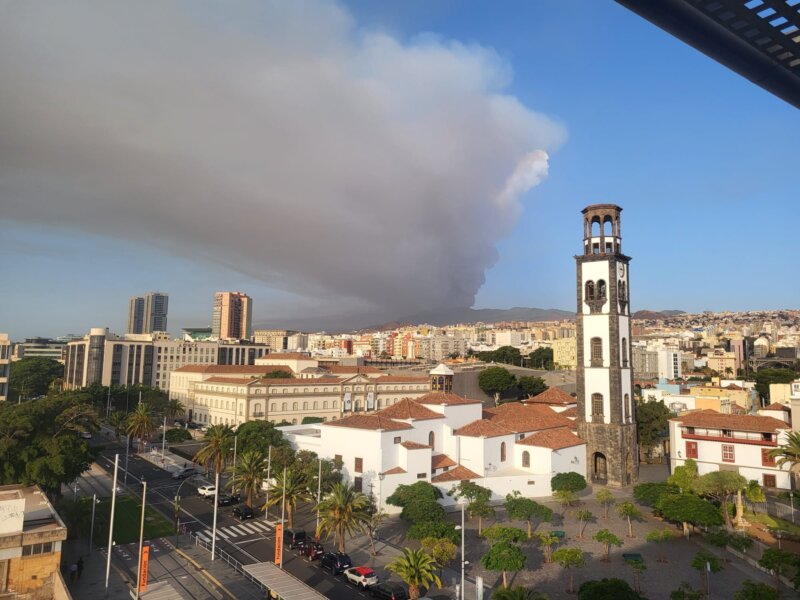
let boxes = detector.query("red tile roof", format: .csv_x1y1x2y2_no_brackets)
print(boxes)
518,427,586,450
261,353,313,359
431,465,481,483
455,419,513,438
671,410,788,433
763,403,790,412
382,466,407,475
561,407,578,418
523,387,576,406
326,414,412,432
377,399,443,421
417,391,483,406
431,454,457,469
174,364,295,374
201,377,256,384
401,441,430,450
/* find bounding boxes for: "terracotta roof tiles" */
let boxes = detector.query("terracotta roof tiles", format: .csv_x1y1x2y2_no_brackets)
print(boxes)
417,391,483,406
431,465,481,483
763,403,790,412
431,454,457,469
377,399,443,421
400,441,430,450
671,410,787,433
174,365,295,374
518,427,586,450
382,466,407,475
326,414,412,432
523,387,576,406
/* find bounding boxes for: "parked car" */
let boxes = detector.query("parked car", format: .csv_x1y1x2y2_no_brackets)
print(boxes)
300,541,324,561
344,566,378,589
283,529,306,549
216,494,237,506
232,505,255,521
80,431,92,439
370,582,408,600
197,485,216,497
186,422,201,430
171,467,196,480
320,551,352,575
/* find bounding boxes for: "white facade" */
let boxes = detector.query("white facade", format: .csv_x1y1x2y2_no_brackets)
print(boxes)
0,334,10,402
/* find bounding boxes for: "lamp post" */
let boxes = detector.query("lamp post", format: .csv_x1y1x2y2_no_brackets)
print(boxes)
104,454,119,597
88,494,100,553
378,471,385,511
280,469,286,569
173,475,194,545
160,416,167,466
265,445,272,522
454,499,467,600
315,458,322,535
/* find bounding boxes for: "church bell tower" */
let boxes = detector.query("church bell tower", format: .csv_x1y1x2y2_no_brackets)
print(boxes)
575,204,638,486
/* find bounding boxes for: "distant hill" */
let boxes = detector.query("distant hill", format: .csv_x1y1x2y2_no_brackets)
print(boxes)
632,309,686,320
395,306,574,327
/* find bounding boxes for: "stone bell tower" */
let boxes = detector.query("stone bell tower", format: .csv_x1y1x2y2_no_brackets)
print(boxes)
575,204,638,486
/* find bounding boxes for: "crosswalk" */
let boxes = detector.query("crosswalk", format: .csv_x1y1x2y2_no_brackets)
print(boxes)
194,519,273,543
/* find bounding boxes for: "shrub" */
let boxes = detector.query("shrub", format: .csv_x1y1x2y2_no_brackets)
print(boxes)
165,428,191,443
551,472,587,493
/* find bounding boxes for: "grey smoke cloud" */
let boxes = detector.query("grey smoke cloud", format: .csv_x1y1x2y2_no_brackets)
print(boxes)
0,1,566,320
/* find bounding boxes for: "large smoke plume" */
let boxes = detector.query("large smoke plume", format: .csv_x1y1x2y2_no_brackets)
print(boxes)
0,1,566,322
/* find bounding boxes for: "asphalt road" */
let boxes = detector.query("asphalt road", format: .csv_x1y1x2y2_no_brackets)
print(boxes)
94,442,374,600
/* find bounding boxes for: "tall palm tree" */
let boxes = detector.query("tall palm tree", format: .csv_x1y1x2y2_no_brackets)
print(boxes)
769,431,800,489
266,468,311,528
108,411,126,443
193,424,234,478
227,450,268,508
315,482,370,552
126,402,155,452
386,547,442,600
165,398,186,422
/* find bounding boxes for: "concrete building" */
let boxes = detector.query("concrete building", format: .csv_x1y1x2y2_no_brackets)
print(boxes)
11,338,66,362
575,204,638,486
669,411,792,490
552,337,577,369
128,292,169,334
212,292,252,340
706,349,737,377
64,329,268,391
0,334,9,402
0,484,69,597
252,329,297,350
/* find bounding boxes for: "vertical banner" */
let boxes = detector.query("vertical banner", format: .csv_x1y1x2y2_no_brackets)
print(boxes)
366,391,375,411
343,392,352,412
274,523,283,566
139,545,150,593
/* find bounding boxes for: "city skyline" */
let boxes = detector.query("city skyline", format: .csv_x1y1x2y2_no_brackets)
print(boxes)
1,1,798,340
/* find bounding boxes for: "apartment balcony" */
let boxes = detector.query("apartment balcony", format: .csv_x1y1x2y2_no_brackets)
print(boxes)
682,432,776,447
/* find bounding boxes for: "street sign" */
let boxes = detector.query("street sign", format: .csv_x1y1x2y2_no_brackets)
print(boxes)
274,523,283,566
139,545,150,593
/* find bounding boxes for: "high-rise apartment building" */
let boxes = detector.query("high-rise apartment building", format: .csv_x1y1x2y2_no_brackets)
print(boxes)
212,292,252,340
0,333,10,402
128,292,169,334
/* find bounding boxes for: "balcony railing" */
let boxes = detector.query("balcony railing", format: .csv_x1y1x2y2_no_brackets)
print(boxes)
682,432,776,447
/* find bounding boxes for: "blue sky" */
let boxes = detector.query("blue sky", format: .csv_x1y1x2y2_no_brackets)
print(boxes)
1,1,798,340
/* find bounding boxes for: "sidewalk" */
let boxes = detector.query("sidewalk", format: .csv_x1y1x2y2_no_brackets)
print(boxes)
60,538,132,599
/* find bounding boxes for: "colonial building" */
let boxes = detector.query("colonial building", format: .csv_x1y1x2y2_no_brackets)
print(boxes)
283,391,586,512
575,204,638,486
669,410,792,490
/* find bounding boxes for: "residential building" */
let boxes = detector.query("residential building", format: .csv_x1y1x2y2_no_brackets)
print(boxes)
0,484,69,597
632,343,681,380
283,393,586,511
0,334,9,402
212,292,253,340
552,337,577,369
669,410,792,490
128,292,169,334
252,329,296,350
706,349,737,377
11,338,66,362
692,383,754,413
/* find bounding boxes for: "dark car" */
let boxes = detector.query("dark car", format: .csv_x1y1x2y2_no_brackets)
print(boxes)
320,551,352,575
300,541,324,561
370,582,408,600
186,422,201,430
283,529,306,549
232,505,254,520
216,494,237,507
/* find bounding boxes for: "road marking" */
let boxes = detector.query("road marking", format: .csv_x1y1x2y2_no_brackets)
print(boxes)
215,529,231,540
226,525,248,536
237,522,260,534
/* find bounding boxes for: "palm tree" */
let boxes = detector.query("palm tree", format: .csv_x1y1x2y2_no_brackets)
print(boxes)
491,588,548,600
266,468,311,528
315,482,370,552
165,398,186,422
769,431,800,489
386,548,442,600
193,424,234,478
227,450,268,508
108,411,126,443
126,402,155,451
745,480,766,514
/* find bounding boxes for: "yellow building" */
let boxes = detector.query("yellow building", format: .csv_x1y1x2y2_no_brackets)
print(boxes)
692,383,752,412
706,349,737,377
552,337,577,369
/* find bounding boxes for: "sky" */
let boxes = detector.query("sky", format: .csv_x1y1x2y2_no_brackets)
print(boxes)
1,1,798,340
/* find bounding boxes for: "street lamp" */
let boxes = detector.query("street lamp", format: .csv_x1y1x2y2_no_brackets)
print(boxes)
88,494,100,553
315,458,322,535
454,498,468,600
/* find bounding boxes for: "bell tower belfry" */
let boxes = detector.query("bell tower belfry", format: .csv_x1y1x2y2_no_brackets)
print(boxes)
575,204,638,486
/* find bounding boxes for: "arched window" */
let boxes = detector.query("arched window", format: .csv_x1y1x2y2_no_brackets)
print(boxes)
281,402,287,411
428,431,435,448
522,451,530,468
585,281,595,301
603,216,613,237
597,280,607,299
591,338,603,366
302,402,308,410
592,393,604,417
313,401,318,410
591,218,601,237
500,442,507,462
292,402,298,411
270,403,276,412
621,338,628,367
323,401,328,409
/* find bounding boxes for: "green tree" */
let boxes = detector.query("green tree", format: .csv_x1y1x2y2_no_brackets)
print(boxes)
691,549,722,596
386,547,441,600
616,501,642,538
407,520,459,544
8,357,63,401
769,431,800,490
537,531,560,564
126,402,156,451
758,548,795,595
482,525,526,545
734,580,779,600
505,491,550,538
165,428,191,443
518,376,548,398
575,510,593,539
754,369,799,401
592,529,622,562
449,481,493,534
263,369,294,379
301,416,325,424
578,578,644,600
645,528,675,562
551,471,587,493
695,470,748,527
670,582,704,600
529,348,554,370
656,493,723,536
235,420,293,467
292,449,342,493
478,366,516,405
315,482,369,552
164,398,185,421
635,400,671,459
667,459,699,493
554,489,577,515
226,450,268,508
492,588,549,600
596,489,616,519
420,537,457,576
481,540,526,589
745,480,766,512
388,481,443,523
552,547,585,594
108,410,127,442
193,424,234,478
626,558,646,594
267,468,312,529
633,482,679,507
